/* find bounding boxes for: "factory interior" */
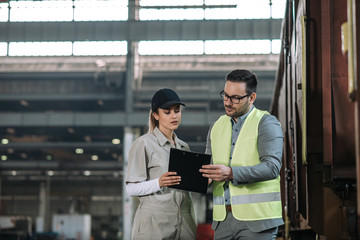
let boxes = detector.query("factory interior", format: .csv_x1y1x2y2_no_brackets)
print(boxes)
0,0,288,239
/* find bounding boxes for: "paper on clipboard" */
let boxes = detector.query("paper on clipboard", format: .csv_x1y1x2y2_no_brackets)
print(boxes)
168,148,211,194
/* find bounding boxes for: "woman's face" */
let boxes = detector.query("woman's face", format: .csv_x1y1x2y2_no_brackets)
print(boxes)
153,104,182,132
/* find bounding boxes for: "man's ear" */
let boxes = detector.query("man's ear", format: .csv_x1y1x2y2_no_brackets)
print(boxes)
249,92,256,104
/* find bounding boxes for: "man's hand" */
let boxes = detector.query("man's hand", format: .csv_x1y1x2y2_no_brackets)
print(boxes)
159,172,181,188
199,164,233,181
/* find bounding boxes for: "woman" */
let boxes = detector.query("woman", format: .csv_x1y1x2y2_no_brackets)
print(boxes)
125,88,197,240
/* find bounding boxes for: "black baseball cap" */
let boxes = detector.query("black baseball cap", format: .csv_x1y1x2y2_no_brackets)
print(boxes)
151,88,185,111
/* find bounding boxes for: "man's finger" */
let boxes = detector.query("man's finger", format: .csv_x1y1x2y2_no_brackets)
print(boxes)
201,164,214,169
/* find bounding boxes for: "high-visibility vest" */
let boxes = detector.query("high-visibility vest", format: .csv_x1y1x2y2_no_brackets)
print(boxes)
211,108,282,221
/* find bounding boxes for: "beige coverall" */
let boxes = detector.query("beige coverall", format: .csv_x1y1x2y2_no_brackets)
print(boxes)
126,127,197,240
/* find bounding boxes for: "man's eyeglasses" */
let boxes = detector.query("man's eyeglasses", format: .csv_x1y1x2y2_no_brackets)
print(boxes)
220,90,252,104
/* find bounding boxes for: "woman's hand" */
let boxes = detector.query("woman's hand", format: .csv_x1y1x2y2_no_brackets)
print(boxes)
159,172,181,188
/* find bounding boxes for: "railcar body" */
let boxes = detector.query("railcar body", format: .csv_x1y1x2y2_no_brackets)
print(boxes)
271,0,360,239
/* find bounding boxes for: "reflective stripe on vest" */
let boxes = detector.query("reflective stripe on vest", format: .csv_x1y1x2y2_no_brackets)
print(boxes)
211,108,282,221
214,192,281,205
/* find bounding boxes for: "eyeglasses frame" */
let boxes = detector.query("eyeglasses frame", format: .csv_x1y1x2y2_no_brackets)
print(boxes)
219,90,252,104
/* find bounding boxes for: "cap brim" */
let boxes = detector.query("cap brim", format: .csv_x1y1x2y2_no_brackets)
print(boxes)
159,101,185,109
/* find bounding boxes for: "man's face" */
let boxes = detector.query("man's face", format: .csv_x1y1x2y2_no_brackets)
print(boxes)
222,81,254,120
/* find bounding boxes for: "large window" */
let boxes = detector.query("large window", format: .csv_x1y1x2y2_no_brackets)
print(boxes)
4,39,281,56
139,41,204,55
7,41,128,56
139,40,281,55
2,0,128,22
1,0,285,56
0,3,8,21
139,0,285,20
73,41,127,56
1,0,285,22
0,42,7,56
73,1,128,21
9,42,73,56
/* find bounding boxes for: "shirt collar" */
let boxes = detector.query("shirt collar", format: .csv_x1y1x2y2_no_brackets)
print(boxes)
153,127,178,146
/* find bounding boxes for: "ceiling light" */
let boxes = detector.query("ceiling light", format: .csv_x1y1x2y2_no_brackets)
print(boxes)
91,155,99,161
1,139,9,144
75,148,84,154
6,128,15,134
84,171,91,176
112,138,121,144
20,100,29,107
84,135,91,142
1,155,7,161
97,100,104,106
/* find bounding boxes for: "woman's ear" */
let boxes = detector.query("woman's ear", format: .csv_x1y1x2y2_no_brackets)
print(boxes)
153,111,160,121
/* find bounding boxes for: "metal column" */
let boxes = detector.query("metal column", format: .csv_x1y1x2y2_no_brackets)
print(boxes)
122,1,140,239
122,127,140,240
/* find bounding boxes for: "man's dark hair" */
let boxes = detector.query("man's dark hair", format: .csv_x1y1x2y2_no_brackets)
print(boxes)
225,69,257,93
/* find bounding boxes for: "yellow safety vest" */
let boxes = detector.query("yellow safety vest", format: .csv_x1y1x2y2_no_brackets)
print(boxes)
211,108,282,221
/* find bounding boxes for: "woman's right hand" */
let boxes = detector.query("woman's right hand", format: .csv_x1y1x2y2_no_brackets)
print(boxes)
159,172,181,188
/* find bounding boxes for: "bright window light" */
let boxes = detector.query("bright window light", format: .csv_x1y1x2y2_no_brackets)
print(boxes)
140,8,204,20
271,39,282,54
205,40,271,54
9,42,72,56
140,0,204,6
73,41,127,56
10,1,73,22
272,0,287,18
5,0,286,22
236,0,271,19
205,8,238,20
0,42,7,56
139,41,203,55
74,0,128,21
139,0,285,20
205,0,239,5
0,3,8,22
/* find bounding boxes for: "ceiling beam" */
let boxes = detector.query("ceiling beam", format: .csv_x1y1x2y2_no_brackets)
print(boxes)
0,160,122,171
0,19,282,42
0,111,224,127
0,142,122,150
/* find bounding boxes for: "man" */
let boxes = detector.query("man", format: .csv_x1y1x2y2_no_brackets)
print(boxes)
200,69,283,239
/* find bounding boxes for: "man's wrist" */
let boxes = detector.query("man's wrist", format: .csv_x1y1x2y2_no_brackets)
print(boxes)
229,167,234,180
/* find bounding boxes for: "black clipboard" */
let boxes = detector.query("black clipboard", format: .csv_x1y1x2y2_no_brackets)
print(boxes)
168,148,211,194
